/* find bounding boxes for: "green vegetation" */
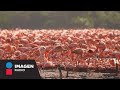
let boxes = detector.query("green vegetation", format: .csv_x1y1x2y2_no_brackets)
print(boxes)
0,11,120,29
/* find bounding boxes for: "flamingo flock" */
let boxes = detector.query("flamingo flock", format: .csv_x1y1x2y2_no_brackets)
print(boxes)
0,28,120,73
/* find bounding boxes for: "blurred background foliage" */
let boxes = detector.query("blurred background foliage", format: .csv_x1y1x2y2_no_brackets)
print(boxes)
0,11,120,29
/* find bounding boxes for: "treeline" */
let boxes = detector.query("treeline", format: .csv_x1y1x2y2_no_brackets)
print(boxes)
0,11,120,29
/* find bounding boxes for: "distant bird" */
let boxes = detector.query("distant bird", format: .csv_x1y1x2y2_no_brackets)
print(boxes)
72,48,83,55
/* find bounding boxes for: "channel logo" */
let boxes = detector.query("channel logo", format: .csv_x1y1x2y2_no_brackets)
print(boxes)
0,60,40,79
6,62,13,75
